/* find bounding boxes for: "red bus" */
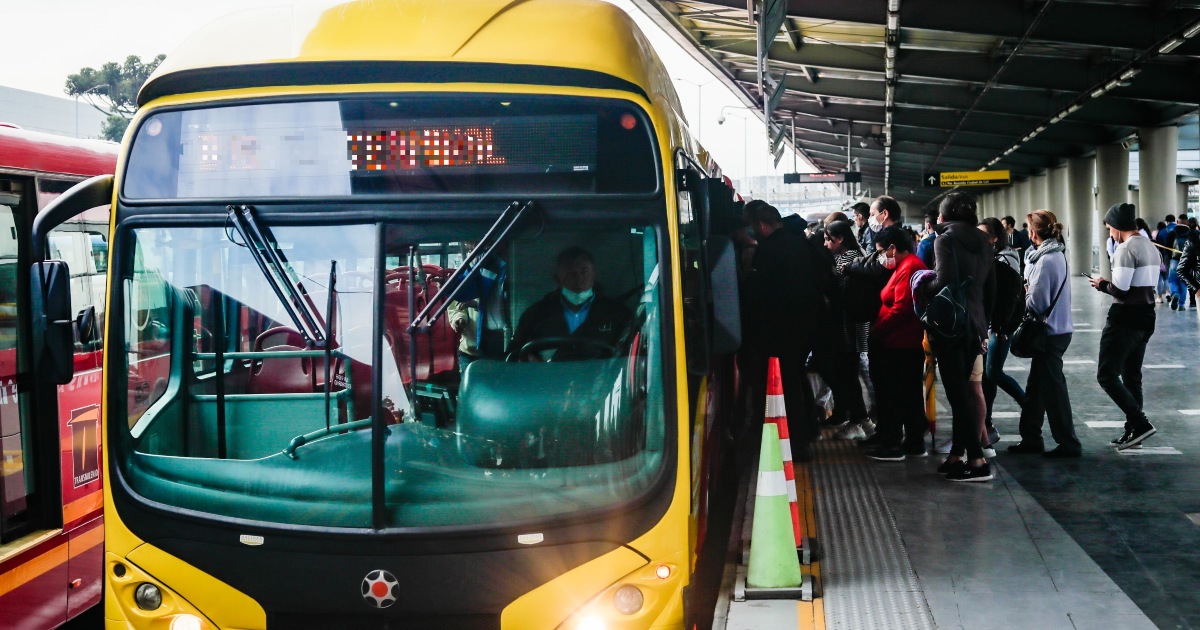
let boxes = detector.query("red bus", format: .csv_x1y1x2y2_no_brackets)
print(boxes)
0,124,118,628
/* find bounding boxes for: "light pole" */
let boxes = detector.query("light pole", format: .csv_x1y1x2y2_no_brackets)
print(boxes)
718,106,752,193
75,84,109,139
673,77,716,143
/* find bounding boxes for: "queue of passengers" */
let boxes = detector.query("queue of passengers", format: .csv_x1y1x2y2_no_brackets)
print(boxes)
739,193,1164,483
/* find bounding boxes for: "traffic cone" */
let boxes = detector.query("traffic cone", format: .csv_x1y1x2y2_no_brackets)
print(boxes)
746,422,803,588
765,357,803,550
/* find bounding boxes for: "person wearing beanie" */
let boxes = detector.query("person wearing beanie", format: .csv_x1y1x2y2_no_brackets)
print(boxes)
1089,202,1159,450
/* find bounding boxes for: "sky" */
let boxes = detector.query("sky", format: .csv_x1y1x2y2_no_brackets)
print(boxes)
0,0,814,189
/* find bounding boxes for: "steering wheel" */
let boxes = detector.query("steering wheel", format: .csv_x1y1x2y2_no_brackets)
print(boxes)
516,336,616,362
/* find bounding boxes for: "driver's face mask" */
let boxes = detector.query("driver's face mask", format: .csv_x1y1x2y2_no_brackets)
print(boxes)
562,288,594,306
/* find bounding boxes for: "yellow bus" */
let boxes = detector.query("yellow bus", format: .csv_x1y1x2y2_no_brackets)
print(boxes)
36,1,744,628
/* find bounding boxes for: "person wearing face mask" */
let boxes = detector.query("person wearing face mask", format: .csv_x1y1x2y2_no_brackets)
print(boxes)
863,227,929,461
840,195,904,449
509,246,632,361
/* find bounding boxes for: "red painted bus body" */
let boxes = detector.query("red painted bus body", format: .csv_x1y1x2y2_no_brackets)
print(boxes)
0,125,117,628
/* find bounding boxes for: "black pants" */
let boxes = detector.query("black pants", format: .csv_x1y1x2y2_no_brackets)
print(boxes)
830,349,868,423
1019,333,1079,451
1096,320,1152,429
744,346,816,446
932,335,985,460
871,343,926,450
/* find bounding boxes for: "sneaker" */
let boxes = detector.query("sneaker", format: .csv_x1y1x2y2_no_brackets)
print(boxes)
982,447,997,458
1171,295,1180,310
1007,441,1045,454
947,463,994,482
1117,423,1156,450
835,423,867,441
865,447,906,462
1109,429,1131,446
1156,295,1163,303
1043,446,1082,458
936,459,966,476
987,427,1001,447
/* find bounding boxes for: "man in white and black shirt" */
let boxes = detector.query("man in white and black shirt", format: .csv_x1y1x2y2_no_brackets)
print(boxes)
1089,203,1159,449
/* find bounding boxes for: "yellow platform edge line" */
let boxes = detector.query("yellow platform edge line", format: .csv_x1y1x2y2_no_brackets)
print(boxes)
795,457,825,630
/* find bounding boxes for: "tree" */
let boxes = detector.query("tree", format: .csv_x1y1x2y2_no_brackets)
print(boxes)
65,54,166,142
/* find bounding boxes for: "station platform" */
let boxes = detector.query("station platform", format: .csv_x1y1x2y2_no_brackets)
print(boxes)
717,277,1200,629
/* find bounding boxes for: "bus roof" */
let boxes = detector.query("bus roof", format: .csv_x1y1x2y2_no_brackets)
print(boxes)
140,0,671,107
0,125,119,178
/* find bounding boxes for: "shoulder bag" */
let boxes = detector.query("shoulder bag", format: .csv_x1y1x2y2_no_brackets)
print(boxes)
1009,269,1067,359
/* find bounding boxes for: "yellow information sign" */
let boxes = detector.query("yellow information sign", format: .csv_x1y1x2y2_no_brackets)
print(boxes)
932,170,1011,187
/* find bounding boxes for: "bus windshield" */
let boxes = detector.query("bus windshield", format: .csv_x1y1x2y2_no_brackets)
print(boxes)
115,216,668,530
122,95,658,200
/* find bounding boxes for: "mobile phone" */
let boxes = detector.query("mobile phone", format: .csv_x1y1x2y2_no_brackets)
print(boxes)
1081,272,1094,279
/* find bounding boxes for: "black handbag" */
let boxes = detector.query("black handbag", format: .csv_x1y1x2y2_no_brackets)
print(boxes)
921,244,971,340
1009,272,1067,359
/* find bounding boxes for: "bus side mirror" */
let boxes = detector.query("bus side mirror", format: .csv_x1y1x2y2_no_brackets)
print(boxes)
31,261,75,385
76,305,100,349
705,236,741,355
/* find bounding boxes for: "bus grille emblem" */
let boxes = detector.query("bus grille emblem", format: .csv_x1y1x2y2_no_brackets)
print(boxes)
361,570,398,608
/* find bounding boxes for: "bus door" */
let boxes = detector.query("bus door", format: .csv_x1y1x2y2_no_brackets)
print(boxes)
0,174,108,626
0,175,70,628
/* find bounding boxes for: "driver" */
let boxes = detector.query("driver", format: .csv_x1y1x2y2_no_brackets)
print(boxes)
509,246,632,360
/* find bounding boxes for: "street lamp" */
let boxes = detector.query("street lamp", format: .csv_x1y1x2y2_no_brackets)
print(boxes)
673,77,716,143
75,84,109,139
718,105,753,193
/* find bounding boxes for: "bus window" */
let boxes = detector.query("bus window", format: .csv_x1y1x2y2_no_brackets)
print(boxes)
0,182,32,539
111,218,667,531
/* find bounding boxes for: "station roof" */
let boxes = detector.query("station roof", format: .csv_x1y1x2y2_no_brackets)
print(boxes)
634,0,1200,208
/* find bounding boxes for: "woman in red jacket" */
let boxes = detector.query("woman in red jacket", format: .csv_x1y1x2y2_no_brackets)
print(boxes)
866,227,930,461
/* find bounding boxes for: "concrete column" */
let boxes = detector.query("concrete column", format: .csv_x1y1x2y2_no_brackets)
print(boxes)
1096,144,1129,277
1139,125,1178,224
1066,156,1095,273
1128,187,1140,207
1048,165,1069,228
1017,179,1034,219
1002,185,1013,218
1178,182,1190,216
1031,173,1049,213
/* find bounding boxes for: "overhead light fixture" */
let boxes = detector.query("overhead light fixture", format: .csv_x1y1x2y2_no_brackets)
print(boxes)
888,0,900,12
1035,125,1047,133
1091,86,1108,98
1185,19,1200,39
1023,134,1032,141
887,12,899,30
885,57,895,70
1105,79,1121,91
1050,113,1064,123
1120,67,1141,80
886,46,896,59
1067,104,1082,113
886,67,895,80
1159,38,1185,54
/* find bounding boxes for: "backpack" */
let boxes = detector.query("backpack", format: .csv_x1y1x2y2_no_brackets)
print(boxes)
920,241,972,340
992,258,1026,335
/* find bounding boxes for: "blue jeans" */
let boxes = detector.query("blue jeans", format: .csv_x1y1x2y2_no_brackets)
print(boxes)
983,332,1025,423
1168,258,1187,300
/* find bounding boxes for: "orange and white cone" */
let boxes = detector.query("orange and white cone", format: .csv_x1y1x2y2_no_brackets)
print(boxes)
765,357,803,550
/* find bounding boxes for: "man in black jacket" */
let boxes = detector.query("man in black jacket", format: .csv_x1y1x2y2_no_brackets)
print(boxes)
743,200,828,460
509,247,631,361
928,192,996,482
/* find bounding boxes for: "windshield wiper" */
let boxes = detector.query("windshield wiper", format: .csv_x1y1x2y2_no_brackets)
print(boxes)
227,205,326,347
408,200,535,334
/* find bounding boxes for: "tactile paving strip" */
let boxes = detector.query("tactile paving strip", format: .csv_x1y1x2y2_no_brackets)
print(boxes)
810,438,936,630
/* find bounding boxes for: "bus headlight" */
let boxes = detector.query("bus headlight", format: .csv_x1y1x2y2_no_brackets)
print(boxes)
169,614,206,630
134,582,163,610
612,585,643,615
577,616,606,630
